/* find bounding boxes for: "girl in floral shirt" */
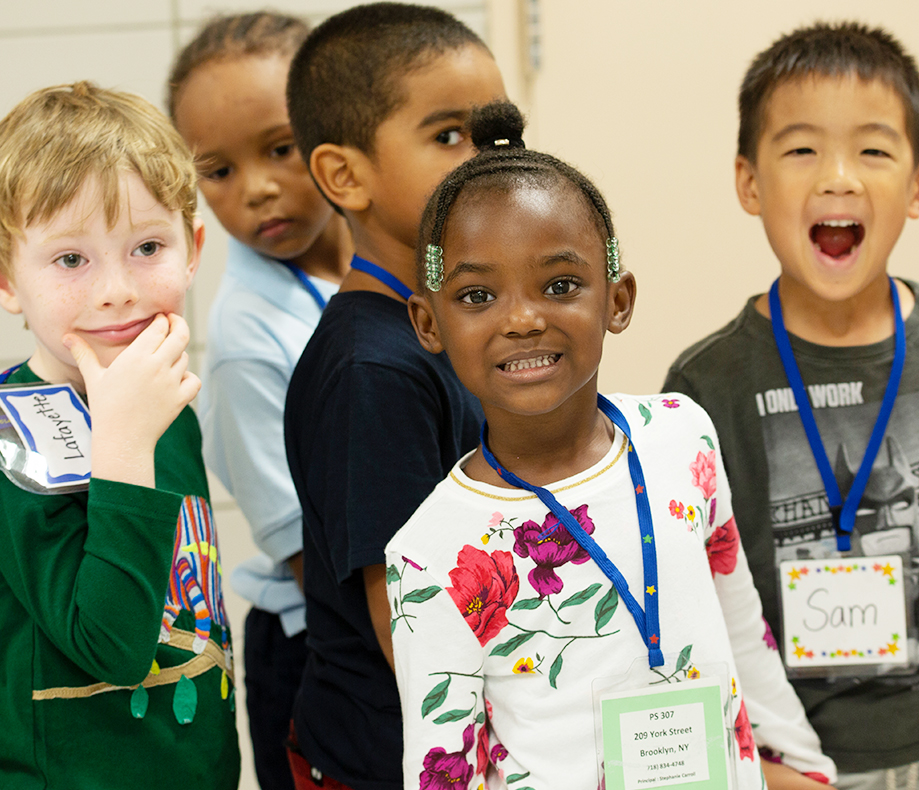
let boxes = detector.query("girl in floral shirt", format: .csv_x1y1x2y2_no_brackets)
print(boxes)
385,102,837,790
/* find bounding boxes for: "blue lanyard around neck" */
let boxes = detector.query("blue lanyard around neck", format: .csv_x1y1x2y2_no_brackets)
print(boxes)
479,394,664,668
350,254,413,301
0,362,24,385
769,277,906,552
281,263,328,311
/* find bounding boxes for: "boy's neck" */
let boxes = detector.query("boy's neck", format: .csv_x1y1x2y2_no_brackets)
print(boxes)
463,385,613,489
755,275,914,347
289,214,352,285
337,220,417,302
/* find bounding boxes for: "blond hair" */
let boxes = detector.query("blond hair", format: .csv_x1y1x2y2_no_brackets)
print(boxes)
0,81,198,279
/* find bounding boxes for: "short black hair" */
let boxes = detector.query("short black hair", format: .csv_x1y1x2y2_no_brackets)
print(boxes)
287,2,488,160
738,21,919,163
417,101,616,292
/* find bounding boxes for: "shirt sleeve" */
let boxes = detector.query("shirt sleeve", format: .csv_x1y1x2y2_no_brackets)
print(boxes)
387,548,489,790
0,476,182,685
203,355,302,564
705,429,837,783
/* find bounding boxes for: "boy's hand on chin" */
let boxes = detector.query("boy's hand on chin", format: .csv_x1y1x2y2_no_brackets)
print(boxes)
63,313,201,487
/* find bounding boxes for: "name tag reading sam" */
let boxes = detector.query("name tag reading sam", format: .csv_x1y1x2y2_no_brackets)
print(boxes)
0,384,92,488
600,679,729,790
779,556,910,675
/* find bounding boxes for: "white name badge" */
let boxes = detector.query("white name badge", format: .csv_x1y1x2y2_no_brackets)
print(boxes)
779,555,910,674
599,679,729,790
0,384,92,488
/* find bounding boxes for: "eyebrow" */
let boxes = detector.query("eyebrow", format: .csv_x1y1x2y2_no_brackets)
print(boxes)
771,122,904,144
443,260,494,285
442,250,591,285
418,109,467,129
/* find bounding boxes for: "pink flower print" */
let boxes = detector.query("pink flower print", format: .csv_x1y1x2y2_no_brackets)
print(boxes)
734,700,755,761
447,546,520,646
706,516,739,576
513,504,594,597
758,746,783,765
487,512,504,528
690,450,717,500
403,556,423,572
709,497,717,527
420,723,475,789
669,500,684,519
491,743,508,763
662,398,680,409
763,618,778,651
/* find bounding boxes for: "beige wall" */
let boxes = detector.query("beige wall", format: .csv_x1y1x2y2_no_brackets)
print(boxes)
2,2,919,788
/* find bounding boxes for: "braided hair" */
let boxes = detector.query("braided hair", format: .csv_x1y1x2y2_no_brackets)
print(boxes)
416,101,617,291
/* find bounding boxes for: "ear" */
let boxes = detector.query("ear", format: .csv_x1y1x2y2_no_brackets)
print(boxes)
408,293,444,354
0,270,22,315
735,155,762,216
606,270,636,335
310,143,372,214
185,218,205,287
908,164,919,220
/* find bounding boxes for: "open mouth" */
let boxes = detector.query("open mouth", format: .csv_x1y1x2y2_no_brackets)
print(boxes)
500,354,560,372
810,220,865,259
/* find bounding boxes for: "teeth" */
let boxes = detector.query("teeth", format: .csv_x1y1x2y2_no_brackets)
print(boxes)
503,354,559,372
819,219,858,227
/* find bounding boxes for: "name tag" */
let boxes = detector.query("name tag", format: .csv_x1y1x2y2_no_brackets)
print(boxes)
0,384,92,489
779,555,910,675
599,679,729,790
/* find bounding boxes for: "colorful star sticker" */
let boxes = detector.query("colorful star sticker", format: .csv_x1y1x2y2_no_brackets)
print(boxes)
635,484,644,494
794,645,806,659
646,585,656,596
643,534,653,544
888,642,900,655
882,563,895,577
788,567,802,581
649,634,659,645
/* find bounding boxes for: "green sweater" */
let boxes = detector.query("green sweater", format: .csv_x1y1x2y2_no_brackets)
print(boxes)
0,365,239,789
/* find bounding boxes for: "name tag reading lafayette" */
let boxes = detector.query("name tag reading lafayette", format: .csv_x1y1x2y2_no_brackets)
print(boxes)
779,556,909,673
600,679,729,790
0,384,92,488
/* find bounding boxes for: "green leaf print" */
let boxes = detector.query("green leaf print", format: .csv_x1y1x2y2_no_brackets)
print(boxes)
676,644,693,672
490,630,536,657
506,773,531,783
434,706,475,724
511,597,544,611
385,564,401,583
549,653,564,689
594,586,619,632
173,674,197,725
701,435,714,450
422,678,451,718
476,711,485,724
558,583,602,610
402,586,441,604
639,403,652,426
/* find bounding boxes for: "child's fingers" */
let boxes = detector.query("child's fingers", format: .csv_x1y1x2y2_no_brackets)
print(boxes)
62,334,101,378
127,313,171,355
154,313,191,362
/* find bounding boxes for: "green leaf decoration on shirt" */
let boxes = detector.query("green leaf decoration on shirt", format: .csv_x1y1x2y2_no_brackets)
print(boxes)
433,705,475,724
639,403,652,426
511,597,543,611
549,652,564,689
701,434,714,450
675,644,693,672
386,564,401,583
490,630,536,657
173,674,198,725
402,585,441,604
559,583,602,610
130,685,148,719
594,586,619,632
422,678,451,718
506,773,531,784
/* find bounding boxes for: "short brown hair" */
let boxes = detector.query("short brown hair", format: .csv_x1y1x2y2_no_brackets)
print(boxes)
738,21,919,164
0,81,198,279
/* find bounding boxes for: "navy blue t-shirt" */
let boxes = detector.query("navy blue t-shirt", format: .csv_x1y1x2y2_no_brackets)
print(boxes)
284,290,482,790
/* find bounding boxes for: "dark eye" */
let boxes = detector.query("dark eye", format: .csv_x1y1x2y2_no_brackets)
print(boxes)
436,129,463,146
460,289,493,305
134,241,161,257
863,148,890,158
55,253,85,269
786,147,816,156
272,143,295,158
546,279,578,296
204,165,231,181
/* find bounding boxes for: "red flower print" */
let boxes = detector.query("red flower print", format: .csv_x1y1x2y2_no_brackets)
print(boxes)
804,774,831,785
690,450,717,500
420,723,475,789
447,546,520,646
734,700,755,761
669,500,684,519
513,504,594,597
706,516,739,577
475,721,489,775
403,555,423,572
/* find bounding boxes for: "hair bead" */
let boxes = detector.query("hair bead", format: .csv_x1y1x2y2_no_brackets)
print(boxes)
607,237,621,283
424,244,444,291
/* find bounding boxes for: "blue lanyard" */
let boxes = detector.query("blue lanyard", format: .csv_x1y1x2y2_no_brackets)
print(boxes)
281,263,328,311
0,362,24,385
350,254,413,300
480,394,664,668
769,277,906,552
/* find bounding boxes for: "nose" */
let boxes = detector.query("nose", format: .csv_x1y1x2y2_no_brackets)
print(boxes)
816,152,863,197
503,293,547,337
243,165,281,208
95,259,138,309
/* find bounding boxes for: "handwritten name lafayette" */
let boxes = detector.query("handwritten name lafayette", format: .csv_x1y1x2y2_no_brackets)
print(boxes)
32,394,85,460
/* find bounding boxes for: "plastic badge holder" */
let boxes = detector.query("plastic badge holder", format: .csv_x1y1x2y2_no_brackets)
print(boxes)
0,382,91,495
593,654,735,790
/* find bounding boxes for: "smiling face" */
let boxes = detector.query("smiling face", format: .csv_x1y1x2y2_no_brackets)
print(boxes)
361,44,506,252
411,183,628,421
173,53,333,266
736,75,919,307
0,171,201,388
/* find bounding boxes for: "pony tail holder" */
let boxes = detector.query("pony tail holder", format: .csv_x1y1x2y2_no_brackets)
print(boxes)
425,244,444,292
607,237,621,283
